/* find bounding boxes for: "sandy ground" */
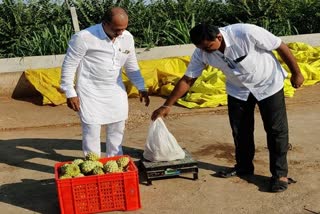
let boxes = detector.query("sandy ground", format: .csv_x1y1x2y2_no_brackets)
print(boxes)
0,84,319,214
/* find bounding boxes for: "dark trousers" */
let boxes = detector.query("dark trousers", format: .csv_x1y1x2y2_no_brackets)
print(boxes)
228,88,289,178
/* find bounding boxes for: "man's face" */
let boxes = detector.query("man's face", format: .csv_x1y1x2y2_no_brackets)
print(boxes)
196,34,222,53
103,14,128,39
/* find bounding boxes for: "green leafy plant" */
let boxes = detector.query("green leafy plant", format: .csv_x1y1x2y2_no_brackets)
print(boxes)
12,24,73,56
0,0,319,58
70,0,113,28
225,0,296,34
162,14,195,45
0,0,70,58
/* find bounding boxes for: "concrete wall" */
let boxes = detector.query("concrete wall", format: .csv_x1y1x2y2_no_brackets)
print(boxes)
1,33,320,98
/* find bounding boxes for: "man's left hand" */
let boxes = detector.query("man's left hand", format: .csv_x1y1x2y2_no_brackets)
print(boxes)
139,90,150,106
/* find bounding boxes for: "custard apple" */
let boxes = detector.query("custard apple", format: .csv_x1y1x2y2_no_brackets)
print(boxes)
103,160,119,173
80,160,96,174
116,157,130,168
85,152,100,161
74,173,85,177
59,174,72,179
60,163,71,174
63,163,81,177
72,159,84,166
93,160,103,168
92,166,105,175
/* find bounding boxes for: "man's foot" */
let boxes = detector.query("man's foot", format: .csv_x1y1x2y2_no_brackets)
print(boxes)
217,168,254,178
270,177,297,193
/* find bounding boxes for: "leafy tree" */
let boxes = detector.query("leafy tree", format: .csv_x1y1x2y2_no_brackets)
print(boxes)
0,0,71,58
0,0,319,58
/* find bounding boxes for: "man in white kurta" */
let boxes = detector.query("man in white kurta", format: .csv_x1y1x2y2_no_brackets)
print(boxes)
60,7,149,157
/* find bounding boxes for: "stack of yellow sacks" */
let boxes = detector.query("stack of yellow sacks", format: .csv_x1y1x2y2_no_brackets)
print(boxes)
25,42,320,108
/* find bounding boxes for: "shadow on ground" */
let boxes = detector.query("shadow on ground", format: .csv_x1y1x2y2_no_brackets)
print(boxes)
0,138,157,213
0,138,82,213
0,138,272,213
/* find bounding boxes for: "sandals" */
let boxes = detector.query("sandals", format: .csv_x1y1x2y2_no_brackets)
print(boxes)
270,177,297,193
217,168,254,178
217,168,237,178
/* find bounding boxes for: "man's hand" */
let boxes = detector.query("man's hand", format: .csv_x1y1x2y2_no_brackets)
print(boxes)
139,90,150,106
67,97,80,111
276,42,304,89
151,106,171,121
290,73,304,88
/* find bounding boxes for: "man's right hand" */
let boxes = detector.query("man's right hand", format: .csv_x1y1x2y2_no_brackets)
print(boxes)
151,106,171,121
151,75,195,121
67,97,80,112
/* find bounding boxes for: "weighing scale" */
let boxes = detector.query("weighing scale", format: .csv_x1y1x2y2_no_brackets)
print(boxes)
140,149,198,185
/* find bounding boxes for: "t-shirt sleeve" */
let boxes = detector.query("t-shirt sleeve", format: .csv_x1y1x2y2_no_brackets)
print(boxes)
185,49,206,78
245,24,282,51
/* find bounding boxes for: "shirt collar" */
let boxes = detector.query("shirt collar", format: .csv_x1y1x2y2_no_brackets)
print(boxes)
99,23,108,40
219,28,231,48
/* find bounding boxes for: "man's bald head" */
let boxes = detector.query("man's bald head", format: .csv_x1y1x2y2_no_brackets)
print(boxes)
102,7,128,24
102,7,129,39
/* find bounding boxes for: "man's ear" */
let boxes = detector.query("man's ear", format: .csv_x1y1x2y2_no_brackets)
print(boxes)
216,33,223,41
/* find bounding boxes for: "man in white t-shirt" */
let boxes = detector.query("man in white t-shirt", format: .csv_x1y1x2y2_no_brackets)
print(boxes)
151,23,304,192
60,7,149,158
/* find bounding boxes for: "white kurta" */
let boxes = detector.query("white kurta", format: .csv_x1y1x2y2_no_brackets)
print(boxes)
61,24,145,124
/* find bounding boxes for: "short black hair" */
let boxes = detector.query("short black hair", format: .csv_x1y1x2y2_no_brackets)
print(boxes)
189,23,220,45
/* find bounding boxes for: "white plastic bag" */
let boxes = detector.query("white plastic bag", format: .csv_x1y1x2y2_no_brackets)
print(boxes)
143,117,185,162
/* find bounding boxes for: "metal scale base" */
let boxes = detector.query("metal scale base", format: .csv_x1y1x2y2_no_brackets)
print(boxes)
140,149,198,185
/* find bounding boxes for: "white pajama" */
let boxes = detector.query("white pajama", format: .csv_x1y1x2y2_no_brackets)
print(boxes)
82,120,126,157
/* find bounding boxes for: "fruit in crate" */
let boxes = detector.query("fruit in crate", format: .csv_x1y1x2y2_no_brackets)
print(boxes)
59,174,73,179
59,163,70,174
57,154,131,179
92,166,105,175
85,152,100,161
104,160,120,173
54,155,141,213
80,160,97,174
74,173,85,177
117,157,130,168
59,163,81,178
72,158,84,165
93,160,103,168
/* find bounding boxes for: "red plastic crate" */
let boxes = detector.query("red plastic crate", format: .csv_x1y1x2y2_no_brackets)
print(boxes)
54,155,141,214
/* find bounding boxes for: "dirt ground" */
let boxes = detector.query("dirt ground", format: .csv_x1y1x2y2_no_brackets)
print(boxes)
0,84,319,214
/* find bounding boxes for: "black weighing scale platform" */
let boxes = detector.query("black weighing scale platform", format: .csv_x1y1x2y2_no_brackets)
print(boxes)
140,149,198,185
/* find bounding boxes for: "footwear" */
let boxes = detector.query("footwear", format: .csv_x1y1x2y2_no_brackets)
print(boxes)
217,168,253,178
270,177,297,193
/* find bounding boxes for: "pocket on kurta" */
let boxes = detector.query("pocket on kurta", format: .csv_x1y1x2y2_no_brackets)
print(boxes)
237,51,257,74
117,52,129,67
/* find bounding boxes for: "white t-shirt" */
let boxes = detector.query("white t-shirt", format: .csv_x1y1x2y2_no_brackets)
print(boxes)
185,23,287,101
61,23,144,124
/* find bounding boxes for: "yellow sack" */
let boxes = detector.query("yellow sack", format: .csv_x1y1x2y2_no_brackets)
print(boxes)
24,42,320,108
123,56,189,97
25,67,66,105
